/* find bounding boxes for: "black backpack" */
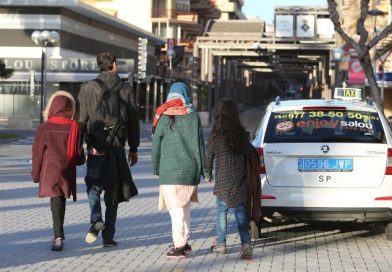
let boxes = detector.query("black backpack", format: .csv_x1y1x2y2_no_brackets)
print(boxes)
87,79,126,151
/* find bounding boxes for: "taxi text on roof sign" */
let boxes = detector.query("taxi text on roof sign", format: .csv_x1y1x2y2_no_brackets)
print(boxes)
334,87,362,101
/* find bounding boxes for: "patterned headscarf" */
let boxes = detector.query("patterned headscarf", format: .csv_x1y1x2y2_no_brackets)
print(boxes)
152,82,194,131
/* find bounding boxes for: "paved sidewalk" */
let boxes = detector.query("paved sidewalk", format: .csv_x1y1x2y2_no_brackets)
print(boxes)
2,109,392,271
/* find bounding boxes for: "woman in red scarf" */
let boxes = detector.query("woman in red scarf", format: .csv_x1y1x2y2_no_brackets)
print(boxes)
32,91,85,251
152,82,209,259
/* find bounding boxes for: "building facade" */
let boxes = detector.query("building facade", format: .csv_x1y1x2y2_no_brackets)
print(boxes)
0,0,163,125
82,0,152,32
214,0,245,20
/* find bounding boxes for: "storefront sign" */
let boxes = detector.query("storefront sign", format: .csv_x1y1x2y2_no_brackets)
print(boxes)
3,58,134,73
348,59,365,85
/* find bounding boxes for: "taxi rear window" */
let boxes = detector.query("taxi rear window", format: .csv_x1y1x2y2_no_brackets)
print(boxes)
264,109,385,143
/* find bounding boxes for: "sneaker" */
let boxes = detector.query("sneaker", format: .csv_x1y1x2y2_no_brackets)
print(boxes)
85,220,104,244
51,237,63,251
240,243,253,260
211,244,226,255
166,246,186,259
103,239,117,247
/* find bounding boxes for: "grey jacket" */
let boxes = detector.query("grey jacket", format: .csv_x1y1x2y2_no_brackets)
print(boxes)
78,71,139,152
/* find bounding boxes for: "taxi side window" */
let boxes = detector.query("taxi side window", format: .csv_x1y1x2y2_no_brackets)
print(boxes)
253,108,267,140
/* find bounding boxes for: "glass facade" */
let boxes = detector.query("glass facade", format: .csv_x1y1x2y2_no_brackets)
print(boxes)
0,81,62,121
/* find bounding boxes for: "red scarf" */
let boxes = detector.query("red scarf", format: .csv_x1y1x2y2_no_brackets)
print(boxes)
48,116,79,168
152,98,184,131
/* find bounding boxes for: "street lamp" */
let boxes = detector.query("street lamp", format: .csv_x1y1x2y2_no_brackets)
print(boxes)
31,30,60,123
368,9,386,101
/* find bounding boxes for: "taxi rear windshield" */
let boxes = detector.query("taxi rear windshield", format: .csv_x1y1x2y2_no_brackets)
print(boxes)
265,110,386,143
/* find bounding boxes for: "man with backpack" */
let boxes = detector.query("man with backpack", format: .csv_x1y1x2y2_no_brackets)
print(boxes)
78,50,139,247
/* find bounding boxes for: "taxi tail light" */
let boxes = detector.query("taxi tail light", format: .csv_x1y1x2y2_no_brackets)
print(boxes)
257,147,265,174
261,195,276,200
375,196,392,201
386,148,392,175
302,106,347,111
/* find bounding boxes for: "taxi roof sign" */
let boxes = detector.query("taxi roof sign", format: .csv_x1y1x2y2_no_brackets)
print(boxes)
334,87,362,101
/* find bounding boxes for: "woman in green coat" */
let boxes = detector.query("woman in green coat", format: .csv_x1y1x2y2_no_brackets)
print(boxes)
151,82,209,259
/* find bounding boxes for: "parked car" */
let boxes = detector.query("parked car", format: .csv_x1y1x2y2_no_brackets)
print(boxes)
252,88,392,240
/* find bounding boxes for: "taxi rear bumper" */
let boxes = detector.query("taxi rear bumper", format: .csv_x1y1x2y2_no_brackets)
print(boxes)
263,207,392,222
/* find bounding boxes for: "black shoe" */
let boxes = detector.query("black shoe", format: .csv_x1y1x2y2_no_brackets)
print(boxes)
184,243,192,252
103,239,117,247
51,238,63,251
166,246,186,259
85,220,104,244
169,243,192,252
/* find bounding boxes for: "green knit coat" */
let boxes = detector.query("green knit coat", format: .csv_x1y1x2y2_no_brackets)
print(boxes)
151,112,209,185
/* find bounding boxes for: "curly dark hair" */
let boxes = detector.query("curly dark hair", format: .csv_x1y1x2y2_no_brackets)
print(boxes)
97,50,116,71
210,99,248,154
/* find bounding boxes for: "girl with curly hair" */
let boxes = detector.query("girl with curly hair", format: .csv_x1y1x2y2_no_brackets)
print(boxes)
205,98,253,260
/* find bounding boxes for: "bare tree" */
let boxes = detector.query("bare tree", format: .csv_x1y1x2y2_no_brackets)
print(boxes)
0,59,13,79
327,0,392,106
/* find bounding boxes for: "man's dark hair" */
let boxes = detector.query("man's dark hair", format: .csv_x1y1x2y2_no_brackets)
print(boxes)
97,51,117,71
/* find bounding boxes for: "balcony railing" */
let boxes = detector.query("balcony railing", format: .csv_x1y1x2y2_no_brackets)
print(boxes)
152,8,198,19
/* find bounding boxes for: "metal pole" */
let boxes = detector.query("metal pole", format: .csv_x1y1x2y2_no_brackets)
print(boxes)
136,80,140,108
40,45,46,123
159,80,164,104
381,73,384,101
169,55,173,70
153,79,158,116
145,79,150,123
29,70,35,118
43,45,47,109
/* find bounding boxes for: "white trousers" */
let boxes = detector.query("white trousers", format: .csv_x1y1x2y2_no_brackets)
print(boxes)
168,201,191,248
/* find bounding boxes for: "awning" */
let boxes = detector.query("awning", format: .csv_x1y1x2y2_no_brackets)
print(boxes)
2,71,130,82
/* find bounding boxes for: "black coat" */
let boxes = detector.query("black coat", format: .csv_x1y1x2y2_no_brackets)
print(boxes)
105,145,138,203
78,71,139,203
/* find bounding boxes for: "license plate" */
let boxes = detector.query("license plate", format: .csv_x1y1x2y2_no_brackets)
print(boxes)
298,158,353,172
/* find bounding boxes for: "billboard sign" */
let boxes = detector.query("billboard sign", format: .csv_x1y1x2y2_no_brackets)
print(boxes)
317,18,334,38
296,15,315,37
276,15,293,38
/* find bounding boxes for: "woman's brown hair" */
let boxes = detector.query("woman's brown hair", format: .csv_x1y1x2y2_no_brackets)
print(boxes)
210,99,248,154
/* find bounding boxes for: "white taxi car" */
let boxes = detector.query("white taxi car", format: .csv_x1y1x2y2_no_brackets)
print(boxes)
252,88,392,239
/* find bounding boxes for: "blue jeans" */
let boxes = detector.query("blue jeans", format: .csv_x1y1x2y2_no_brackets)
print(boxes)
216,197,251,245
85,154,118,240
87,184,118,240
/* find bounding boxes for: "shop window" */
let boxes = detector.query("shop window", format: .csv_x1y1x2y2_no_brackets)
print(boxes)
176,0,190,11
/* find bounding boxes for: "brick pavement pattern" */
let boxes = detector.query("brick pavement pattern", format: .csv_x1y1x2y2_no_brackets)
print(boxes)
1,116,392,271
